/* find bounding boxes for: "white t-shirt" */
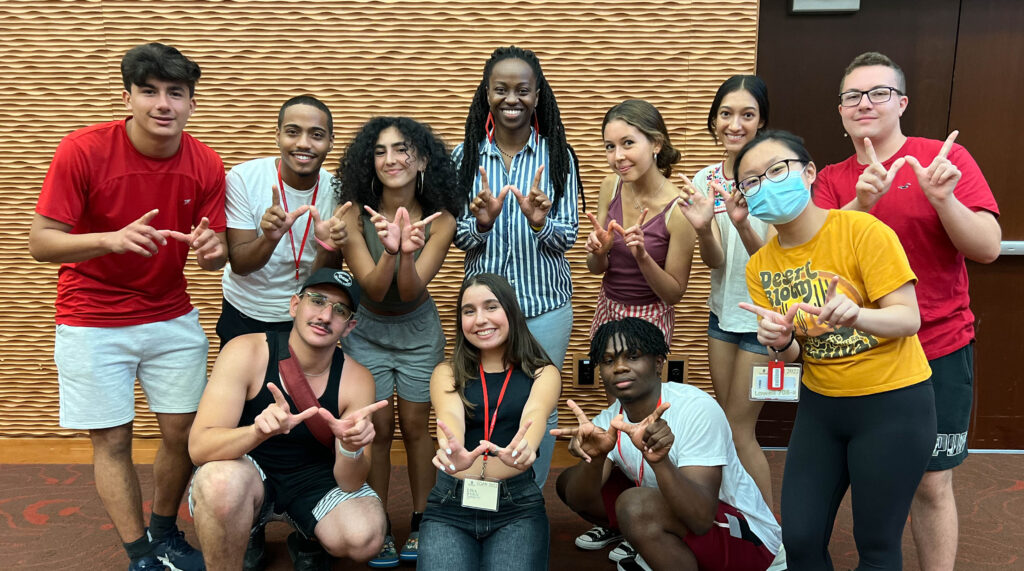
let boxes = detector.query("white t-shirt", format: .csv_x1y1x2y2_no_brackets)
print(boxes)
222,157,337,322
593,382,781,555
693,162,768,333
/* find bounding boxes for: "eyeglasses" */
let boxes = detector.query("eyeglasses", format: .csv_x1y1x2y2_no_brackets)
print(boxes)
737,159,805,197
300,292,354,321
839,86,902,108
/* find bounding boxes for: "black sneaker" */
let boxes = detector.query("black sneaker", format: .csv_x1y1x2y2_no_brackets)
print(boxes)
616,553,653,571
574,526,623,550
286,531,330,571
243,525,267,571
148,528,204,571
608,540,636,563
128,556,168,571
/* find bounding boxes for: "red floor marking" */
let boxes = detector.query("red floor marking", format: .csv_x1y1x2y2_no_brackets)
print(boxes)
23,499,70,525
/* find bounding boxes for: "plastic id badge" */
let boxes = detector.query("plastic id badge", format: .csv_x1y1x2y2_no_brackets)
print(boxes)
750,360,801,402
461,476,500,511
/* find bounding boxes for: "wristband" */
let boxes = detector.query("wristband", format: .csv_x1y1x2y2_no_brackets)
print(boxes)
314,237,336,252
383,245,399,256
771,332,795,354
337,442,364,459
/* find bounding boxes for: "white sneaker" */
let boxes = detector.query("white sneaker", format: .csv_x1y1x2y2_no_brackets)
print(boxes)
574,526,623,550
767,543,787,570
608,541,636,563
616,553,652,571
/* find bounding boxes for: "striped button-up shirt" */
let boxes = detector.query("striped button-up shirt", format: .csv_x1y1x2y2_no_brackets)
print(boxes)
452,131,580,318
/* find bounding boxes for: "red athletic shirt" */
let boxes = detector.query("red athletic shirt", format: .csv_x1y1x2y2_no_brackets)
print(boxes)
813,137,999,360
36,118,226,327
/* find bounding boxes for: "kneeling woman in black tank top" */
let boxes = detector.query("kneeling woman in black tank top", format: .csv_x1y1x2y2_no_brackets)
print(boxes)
418,273,560,570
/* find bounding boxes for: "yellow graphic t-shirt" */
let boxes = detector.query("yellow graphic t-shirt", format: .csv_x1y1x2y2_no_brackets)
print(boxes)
746,210,931,397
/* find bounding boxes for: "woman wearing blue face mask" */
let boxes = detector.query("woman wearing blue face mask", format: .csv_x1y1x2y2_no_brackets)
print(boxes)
735,130,936,570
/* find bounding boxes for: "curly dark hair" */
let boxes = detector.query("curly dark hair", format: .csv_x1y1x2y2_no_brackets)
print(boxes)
456,45,584,209
589,317,669,366
333,116,464,216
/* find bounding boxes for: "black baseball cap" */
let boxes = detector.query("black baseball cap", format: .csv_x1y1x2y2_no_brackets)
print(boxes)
300,268,361,309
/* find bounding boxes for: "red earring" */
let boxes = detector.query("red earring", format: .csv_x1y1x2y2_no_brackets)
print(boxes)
485,111,495,142
533,112,540,142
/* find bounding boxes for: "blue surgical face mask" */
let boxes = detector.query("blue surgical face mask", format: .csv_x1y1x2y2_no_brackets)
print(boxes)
746,168,810,224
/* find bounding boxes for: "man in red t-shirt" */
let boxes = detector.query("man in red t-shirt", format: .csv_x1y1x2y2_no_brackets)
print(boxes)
813,51,1001,571
28,43,227,571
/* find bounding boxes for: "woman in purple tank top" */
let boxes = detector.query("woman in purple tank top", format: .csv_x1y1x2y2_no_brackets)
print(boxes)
585,100,696,344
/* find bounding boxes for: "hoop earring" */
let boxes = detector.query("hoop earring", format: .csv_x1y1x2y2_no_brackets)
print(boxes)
485,111,495,143
532,111,540,142
654,152,659,165
418,170,424,191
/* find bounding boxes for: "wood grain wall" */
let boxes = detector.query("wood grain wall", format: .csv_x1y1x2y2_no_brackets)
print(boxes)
0,0,758,437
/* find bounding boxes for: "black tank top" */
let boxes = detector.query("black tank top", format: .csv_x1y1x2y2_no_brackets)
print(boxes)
464,368,535,450
238,331,344,501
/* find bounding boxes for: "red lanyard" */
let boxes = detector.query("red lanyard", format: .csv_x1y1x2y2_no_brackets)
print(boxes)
277,164,319,280
479,363,513,458
615,397,662,487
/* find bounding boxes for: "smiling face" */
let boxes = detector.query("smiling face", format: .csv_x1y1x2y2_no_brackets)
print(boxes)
289,285,356,348
122,77,195,143
715,89,764,155
838,65,907,143
603,119,660,182
598,334,663,404
460,284,510,353
276,103,333,186
487,58,538,136
373,125,425,193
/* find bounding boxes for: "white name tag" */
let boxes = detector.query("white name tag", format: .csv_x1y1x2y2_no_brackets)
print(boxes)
750,363,802,402
461,477,500,511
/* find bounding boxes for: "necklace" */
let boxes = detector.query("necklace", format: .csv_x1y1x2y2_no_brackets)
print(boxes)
302,363,331,377
495,145,517,160
628,178,669,211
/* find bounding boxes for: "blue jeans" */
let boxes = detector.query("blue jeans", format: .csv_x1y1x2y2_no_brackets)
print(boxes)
418,469,549,570
525,302,572,488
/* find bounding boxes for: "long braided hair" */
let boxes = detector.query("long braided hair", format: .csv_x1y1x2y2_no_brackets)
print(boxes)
457,46,584,208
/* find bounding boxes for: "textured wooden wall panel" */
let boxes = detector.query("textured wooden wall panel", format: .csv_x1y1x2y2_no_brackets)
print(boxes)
0,0,758,437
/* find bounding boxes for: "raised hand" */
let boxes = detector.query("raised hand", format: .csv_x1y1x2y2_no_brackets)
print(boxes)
364,205,402,255
312,201,352,250
805,275,858,330
904,130,961,206
106,208,167,256
261,184,311,242
401,211,443,254
510,165,552,228
164,217,224,263
584,212,618,256
317,399,389,453
253,382,319,438
482,419,536,470
738,301,816,348
469,167,510,230
621,208,649,260
550,399,616,463
609,402,673,464
854,137,907,211
676,174,715,231
716,182,750,226
433,418,489,473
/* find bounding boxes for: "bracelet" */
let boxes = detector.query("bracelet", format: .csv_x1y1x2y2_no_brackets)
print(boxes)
314,237,336,252
337,442,364,459
383,245,399,256
530,222,544,232
771,332,796,354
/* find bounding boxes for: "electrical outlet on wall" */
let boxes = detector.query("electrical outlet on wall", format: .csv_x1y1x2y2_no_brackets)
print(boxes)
663,355,687,384
574,355,595,387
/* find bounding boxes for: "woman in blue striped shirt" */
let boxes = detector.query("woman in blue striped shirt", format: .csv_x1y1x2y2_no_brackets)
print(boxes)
452,45,582,487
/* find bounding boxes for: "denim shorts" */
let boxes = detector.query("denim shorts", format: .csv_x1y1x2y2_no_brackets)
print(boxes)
707,312,768,355
418,469,549,570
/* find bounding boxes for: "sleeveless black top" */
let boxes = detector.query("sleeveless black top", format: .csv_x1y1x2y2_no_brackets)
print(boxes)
463,368,535,450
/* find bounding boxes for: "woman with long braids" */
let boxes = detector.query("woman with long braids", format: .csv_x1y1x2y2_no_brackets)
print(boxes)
452,45,582,488
334,116,464,567
419,273,560,570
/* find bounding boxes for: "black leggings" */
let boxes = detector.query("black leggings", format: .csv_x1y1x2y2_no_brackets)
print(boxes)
781,380,935,570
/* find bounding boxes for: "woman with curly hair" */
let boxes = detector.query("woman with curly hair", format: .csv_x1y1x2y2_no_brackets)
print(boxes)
452,45,582,488
333,116,465,567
